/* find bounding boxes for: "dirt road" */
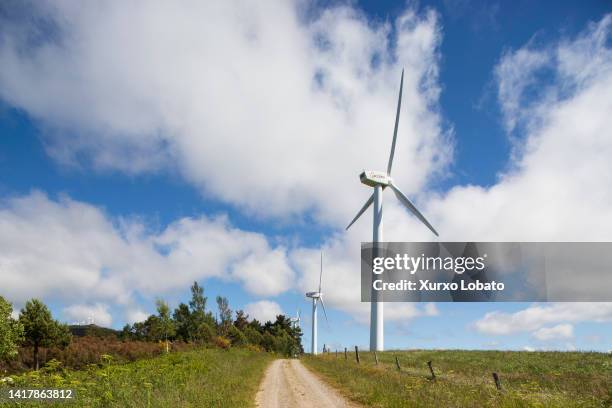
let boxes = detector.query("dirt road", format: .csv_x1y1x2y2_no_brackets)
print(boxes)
255,359,361,408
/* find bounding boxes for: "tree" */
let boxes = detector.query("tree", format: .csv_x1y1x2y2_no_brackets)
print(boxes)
195,322,215,344
19,299,71,370
155,299,175,352
227,325,247,346
0,296,23,360
248,319,263,333
234,310,249,331
244,326,263,346
261,331,275,352
119,323,132,341
172,303,192,342
215,296,232,336
189,281,207,315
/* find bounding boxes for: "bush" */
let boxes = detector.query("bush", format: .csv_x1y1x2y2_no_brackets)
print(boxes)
195,322,215,344
261,332,275,352
245,344,263,353
0,336,195,374
212,336,231,350
227,326,247,346
243,327,263,346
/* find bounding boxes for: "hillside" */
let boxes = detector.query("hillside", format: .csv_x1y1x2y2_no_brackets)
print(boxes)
68,324,120,338
302,350,612,407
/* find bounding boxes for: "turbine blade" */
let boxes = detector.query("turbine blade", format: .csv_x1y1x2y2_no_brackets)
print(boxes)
389,182,439,236
346,193,374,230
319,251,323,293
387,69,404,175
319,297,330,328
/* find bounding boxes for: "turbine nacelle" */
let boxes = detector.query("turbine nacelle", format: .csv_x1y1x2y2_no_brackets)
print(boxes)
360,170,391,187
305,291,322,299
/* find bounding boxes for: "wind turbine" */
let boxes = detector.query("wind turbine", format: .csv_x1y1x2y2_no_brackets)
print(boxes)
346,69,439,352
305,251,329,355
289,309,301,329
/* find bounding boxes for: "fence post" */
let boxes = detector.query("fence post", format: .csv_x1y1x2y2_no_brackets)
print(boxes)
344,347,347,361
355,346,360,364
374,352,379,365
492,372,502,390
395,356,401,371
336,349,338,358
427,360,436,379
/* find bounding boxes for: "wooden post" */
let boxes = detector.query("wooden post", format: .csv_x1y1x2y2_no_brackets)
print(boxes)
395,356,401,371
427,360,436,379
374,352,379,365
336,349,338,358
492,372,502,390
344,347,347,360
355,346,360,364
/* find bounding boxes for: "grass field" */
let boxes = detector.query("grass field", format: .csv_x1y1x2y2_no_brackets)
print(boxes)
1,348,273,407
302,350,612,407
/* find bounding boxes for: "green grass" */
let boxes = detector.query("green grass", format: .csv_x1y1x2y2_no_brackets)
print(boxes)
1,348,273,407
302,350,612,407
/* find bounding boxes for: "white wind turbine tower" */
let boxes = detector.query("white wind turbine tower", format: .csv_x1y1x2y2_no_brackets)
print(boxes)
290,309,301,329
305,251,329,355
346,69,439,352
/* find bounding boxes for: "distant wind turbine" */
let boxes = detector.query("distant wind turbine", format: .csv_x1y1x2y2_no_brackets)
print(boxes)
346,69,439,352
289,309,301,329
305,251,329,355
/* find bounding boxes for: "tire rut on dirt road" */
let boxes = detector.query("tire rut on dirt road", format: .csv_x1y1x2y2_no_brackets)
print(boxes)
255,359,362,408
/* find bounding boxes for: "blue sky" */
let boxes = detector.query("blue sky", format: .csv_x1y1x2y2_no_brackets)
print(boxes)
0,0,611,352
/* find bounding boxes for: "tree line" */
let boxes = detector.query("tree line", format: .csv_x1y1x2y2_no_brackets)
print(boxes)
119,282,303,356
1,281,303,370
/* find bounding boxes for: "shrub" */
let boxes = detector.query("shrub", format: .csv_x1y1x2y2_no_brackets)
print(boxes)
227,326,247,346
0,336,195,374
212,336,231,350
243,327,263,346
245,344,263,353
261,332,275,352
195,322,215,344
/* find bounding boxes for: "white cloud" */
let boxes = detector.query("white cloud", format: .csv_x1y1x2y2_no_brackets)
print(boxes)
125,308,149,324
532,324,573,341
63,303,113,327
523,346,535,352
244,300,283,324
495,46,550,133
0,191,295,312
230,249,294,297
474,303,612,335
458,15,612,342
0,1,450,225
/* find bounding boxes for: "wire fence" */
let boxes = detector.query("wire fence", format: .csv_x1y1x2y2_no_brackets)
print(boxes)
315,346,504,391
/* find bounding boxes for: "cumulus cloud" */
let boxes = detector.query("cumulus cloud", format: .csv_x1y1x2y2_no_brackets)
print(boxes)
244,300,283,324
532,324,573,341
454,15,612,340
0,191,295,310
0,1,451,224
125,308,149,325
474,303,612,335
63,303,113,327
